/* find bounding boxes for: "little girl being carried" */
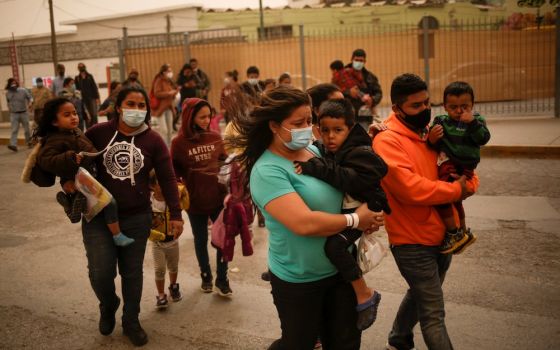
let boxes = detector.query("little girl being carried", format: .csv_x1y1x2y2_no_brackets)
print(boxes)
29,97,134,246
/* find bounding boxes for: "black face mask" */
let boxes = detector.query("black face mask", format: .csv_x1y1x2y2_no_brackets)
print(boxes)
78,67,86,73
397,106,431,130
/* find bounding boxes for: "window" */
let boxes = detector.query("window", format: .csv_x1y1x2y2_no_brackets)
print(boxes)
258,25,293,40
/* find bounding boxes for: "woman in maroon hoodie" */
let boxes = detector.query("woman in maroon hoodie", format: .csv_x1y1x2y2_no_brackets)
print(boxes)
171,98,232,296
84,86,183,347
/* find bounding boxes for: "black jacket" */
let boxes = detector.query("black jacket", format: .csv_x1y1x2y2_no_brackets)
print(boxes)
297,125,391,213
343,64,382,115
74,72,100,101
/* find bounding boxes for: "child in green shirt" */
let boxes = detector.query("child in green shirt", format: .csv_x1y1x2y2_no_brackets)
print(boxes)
428,81,491,254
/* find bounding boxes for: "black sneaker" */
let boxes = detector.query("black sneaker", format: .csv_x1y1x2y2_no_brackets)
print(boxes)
215,279,233,297
99,297,120,336
156,294,168,310
440,228,469,254
454,228,477,255
68,192,87,223
123,321,148,347
7,145,18,152
200,272,213,293
56,191,71,216
168,283,182,302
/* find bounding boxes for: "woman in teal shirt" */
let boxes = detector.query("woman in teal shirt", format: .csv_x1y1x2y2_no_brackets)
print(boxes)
228,85,384,350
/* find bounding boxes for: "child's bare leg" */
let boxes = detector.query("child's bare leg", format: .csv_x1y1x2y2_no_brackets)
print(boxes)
107,222,121,236
169,272,178,285
155,279,166,297
441,215,458,232
351,277,373,305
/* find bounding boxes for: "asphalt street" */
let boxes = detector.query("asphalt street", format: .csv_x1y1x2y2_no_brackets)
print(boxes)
0,148,559,350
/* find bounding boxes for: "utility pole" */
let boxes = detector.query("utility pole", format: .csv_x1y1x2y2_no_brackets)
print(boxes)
166,14,171,45
259,0,265,40
48,0,58,74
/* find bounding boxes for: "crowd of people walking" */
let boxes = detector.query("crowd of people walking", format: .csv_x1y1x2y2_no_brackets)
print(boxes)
11,48,487,349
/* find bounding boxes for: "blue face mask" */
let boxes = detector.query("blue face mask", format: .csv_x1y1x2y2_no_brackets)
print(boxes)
280,125,313,150
122,108,147,127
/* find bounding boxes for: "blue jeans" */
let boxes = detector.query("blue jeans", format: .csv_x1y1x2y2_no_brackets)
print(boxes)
187,208,228,282
10,111,30,147
82,211,151,325
388,244,453,350
268,272,361,350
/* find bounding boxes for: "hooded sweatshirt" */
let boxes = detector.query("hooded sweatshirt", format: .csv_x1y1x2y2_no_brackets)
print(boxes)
85,117,181,220
171,98,227,215
372,112,479,246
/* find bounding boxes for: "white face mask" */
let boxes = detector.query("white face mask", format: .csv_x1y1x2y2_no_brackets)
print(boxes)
166,72,173,79
352,60,365,70
248,78,258,86
224,77,231,85
122,109,147,127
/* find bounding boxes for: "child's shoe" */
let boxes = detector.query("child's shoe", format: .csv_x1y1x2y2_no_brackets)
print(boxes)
168,283,182,302
56,191,72,215
200,272,213,293
155,294,168,309
440,228,469,254
454,228,477,255
356,290,381,330
113,232,135,247
215,279,233,297
69,192,87,223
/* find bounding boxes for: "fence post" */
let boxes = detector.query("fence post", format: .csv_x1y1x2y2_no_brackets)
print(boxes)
422,16,430,89
555,5,560,118
117,39,125,83
183,32,191,64
299,24,307,91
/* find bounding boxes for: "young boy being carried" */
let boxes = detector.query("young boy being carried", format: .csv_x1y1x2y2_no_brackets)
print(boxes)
428,81,491,254
294,98,391,331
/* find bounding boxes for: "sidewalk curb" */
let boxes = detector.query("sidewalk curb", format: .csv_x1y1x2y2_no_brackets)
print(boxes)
482,145,560,158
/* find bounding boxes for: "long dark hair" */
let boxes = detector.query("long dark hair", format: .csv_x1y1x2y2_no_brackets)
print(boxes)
36,97,74,137
115,86,151,125
226,85,311,191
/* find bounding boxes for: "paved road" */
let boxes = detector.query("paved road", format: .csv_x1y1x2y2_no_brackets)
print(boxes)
0,149,559,349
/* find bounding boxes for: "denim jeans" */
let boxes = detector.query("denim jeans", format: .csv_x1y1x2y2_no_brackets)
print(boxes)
187,208,228,282
388,244,453,350
10,111,30,147
84,99,98,128
268,272,361,350
82,211,151,326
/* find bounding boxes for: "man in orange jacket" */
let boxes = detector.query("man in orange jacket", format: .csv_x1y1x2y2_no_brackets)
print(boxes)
373,74,478,350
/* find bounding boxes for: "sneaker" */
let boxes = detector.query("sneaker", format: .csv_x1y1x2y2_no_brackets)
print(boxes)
200,272,213,293
7,145,18,152
113,232,135,247
168,283,182,302
356,290,381,330
155,294,168,309
56,191,71,215
454,228,477,255
99,297,120,336
215,279,233,297
123,321,148,347
68,192,87,223
440,228,469,254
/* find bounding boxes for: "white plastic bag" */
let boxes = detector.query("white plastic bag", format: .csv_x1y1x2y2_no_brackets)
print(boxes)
357,234,387,274
74,167,113,222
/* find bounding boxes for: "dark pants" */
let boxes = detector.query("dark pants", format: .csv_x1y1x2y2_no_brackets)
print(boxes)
187,208,228,282
84,99,98,128
82,211,151,326
268,272,361,350
388,244,453,350
324,229,362,283
436,161,474,222
103,198,119,224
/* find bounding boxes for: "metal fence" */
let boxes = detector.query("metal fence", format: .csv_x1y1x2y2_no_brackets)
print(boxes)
122,18,557,117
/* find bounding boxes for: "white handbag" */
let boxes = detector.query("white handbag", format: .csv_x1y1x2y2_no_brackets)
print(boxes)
357,234,387,274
